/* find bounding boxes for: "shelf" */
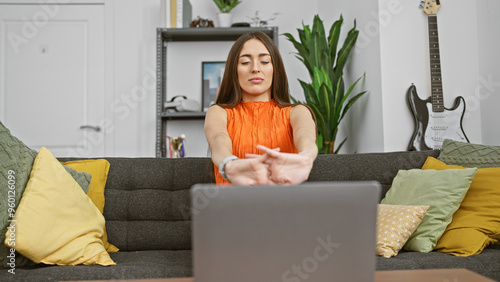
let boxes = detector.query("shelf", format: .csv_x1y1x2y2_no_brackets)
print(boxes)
160,111,206,120
156,26,279,157
158,27,278,43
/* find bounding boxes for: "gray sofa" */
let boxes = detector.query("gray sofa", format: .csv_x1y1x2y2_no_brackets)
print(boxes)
3,150,500,281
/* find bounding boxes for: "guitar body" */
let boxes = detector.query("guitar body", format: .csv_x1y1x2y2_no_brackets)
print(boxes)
407,84,469,151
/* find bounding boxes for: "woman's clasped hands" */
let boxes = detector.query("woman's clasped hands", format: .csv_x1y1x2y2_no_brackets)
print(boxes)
224,144,314,186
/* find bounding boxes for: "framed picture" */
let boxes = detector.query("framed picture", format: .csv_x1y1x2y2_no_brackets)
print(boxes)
202,61,226,111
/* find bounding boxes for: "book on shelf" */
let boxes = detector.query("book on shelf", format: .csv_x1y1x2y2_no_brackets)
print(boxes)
161,0,192,28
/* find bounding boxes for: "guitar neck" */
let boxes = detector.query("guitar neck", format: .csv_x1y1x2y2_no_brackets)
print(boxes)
428,15,444,112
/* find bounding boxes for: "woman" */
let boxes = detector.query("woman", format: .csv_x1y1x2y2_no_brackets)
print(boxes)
204,31,317,185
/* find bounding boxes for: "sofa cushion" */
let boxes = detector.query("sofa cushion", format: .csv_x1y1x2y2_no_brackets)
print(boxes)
7,147,115,266
381,168,476,252
100,157,214,251
422,157,500,256
0,250,192,281
376,204,429,258
376,243,500,281
438,139,500,168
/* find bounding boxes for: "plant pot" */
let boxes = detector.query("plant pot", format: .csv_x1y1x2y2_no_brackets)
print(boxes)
218,13,232,27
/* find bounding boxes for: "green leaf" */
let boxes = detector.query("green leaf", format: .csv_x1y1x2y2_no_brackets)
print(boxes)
299,79,318,105
339,91,366,122
308,103,327,142
331,76,344,125
309,33,323,77
302,24,312,48
316,134,324,153
337,74,366,122
328,15,343,68
318,83,331,136
334,137,348,154
284,32,313,76
334,22,359,75
312,15,327,68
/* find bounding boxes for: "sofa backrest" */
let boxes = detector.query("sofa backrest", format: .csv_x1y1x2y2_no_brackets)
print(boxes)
61,150,439,252
97,157,213,252
308,150,440,200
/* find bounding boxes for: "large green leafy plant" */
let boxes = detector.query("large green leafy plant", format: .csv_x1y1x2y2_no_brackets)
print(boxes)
284,15,366,154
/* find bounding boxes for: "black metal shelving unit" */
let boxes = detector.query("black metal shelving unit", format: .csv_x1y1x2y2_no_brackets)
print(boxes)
156,27,279,157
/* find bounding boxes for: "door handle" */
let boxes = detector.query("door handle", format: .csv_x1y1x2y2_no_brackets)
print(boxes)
80,125,101,132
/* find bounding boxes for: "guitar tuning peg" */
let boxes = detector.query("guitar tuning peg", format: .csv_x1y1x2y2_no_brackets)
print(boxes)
419,0,424,8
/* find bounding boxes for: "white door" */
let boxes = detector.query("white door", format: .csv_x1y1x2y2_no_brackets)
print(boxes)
0,3,105,157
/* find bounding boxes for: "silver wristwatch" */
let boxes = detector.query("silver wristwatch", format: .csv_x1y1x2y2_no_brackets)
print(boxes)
219,155,238,181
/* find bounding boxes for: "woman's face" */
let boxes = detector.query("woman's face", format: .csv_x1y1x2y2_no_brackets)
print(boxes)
237,39,274,102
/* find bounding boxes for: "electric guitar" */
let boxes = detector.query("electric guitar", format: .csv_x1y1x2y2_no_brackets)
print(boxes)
407,0,469,151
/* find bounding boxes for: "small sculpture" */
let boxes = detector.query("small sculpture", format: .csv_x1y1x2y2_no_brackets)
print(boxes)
166,134,186,158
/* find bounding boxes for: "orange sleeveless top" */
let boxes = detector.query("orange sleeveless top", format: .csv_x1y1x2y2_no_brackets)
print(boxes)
214,100,297,184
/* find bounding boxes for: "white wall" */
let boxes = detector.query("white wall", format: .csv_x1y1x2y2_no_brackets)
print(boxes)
477,0,500,146
90,0,500,156
4,0,497,157
108,0,159,157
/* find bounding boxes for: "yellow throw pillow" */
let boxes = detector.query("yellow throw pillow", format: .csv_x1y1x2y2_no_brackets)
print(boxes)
4,147,115,266
376,204,429,258
62,159,118,253
422,157,500,256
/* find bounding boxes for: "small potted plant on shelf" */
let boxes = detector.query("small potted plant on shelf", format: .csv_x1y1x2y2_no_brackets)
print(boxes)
213,0,242,27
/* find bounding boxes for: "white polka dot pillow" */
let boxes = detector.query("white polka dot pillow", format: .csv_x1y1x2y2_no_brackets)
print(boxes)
376,204,429,258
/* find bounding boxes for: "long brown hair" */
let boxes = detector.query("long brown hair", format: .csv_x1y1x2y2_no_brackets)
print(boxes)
215,31,292,108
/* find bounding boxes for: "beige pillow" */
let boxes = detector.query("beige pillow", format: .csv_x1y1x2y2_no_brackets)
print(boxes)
4,147,115,266
376,204,429,258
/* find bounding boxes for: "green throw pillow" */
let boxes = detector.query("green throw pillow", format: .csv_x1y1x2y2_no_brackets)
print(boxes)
438,139,500,168
63,165,91,194
381,168,477,252
0,121,38,267
0,121,91,268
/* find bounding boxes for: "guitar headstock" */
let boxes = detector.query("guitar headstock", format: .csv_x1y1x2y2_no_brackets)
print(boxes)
420,0,441,15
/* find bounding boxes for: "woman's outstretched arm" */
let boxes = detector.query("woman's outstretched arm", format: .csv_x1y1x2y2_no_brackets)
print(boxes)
257,104,318,184
204,105,233,167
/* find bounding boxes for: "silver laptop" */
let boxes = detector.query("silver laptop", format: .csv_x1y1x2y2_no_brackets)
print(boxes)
191,181,380,282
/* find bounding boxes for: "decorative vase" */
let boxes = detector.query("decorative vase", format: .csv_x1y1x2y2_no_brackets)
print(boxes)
218,13,232,27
